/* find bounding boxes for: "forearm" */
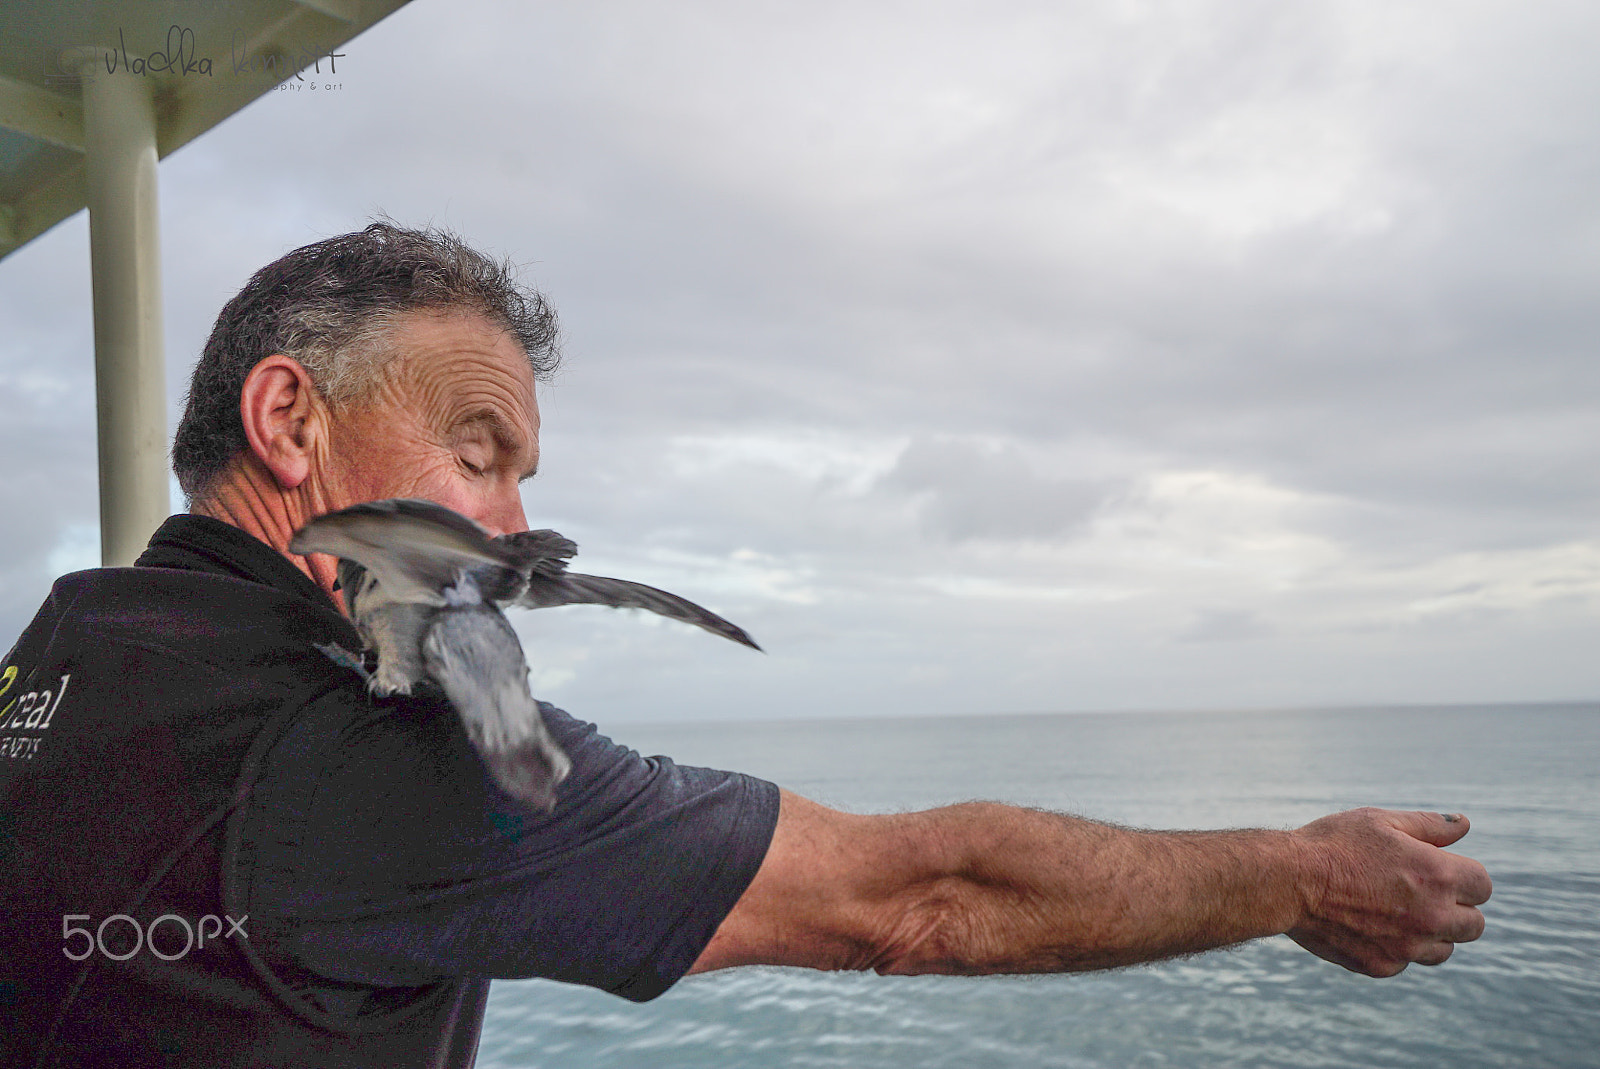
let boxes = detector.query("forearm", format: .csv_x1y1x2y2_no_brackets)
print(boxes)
865,802,1307,975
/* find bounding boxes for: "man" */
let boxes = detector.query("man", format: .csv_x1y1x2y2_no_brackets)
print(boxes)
1,223,1491,1066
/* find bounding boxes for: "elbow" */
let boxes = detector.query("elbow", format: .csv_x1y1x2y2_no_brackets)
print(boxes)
744,793,1055,977
863,876,1012,977
857,803,1055,977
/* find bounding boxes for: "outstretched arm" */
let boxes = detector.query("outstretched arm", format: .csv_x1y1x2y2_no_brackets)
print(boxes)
690,791,1491,978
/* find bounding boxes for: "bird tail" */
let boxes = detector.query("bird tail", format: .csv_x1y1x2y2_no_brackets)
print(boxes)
482,733,572,813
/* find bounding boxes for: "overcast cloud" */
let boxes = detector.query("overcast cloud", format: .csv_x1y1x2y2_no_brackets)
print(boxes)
2,0,1596,722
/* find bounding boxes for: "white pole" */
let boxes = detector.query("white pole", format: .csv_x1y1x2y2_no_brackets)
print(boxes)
79,56,168,567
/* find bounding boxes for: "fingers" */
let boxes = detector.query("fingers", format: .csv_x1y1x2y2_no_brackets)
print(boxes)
1382,809,1471,848
1418,897,1490,964
1408,899,1486,967
1415,941,1455,967
1440,905,1487,945
1453,858,1494,907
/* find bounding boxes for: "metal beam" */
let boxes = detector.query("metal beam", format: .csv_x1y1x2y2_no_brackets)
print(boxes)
80,56,167,566
0,74,85,152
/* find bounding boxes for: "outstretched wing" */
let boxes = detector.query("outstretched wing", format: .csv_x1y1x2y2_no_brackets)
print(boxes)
517,571,762,651
290,498,518,603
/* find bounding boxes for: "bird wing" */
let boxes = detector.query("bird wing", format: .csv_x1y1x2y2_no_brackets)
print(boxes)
517,572,762,651
290,498,518,604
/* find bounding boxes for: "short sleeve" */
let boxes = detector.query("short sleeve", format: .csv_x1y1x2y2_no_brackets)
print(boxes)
236,689,779,1002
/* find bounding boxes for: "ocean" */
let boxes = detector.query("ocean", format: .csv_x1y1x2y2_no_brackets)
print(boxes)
476,703,1600,1068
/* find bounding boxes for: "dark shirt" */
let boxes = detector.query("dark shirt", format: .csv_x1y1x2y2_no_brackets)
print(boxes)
0,515,779,1067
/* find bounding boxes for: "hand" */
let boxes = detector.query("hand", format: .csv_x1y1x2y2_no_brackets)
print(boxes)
1287,808,1492,977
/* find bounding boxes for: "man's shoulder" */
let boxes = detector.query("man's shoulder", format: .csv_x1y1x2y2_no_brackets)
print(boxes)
13,565,356,675
49,563,341,626
0,566,366,753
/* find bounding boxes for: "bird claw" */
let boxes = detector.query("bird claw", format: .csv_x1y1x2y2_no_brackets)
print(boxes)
367,663,417,697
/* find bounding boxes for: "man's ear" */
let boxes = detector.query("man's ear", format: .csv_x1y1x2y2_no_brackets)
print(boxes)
238,356,326,491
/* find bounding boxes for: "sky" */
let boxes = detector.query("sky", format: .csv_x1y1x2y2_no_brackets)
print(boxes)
2,0,1597,724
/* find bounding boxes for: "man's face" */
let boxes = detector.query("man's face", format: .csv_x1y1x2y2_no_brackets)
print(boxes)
322,310,539,536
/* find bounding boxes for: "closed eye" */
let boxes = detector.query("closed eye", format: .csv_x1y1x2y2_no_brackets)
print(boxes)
451,409,535,480
456,434,493,476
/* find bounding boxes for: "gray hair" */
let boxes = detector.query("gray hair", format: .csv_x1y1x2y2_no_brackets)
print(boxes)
171,221,561,504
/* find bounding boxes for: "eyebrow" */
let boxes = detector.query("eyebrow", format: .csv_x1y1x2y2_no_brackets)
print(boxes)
454,410,539,481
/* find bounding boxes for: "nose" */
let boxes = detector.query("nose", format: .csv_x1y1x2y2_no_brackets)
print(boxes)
481,485,529,537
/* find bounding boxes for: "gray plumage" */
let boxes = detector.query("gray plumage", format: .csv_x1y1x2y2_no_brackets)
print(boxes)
289,498,760,809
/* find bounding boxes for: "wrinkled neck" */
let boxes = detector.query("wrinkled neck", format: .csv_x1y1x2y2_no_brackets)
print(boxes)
192,453,344,611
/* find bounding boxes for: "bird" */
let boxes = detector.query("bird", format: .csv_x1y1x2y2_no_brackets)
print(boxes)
288,498,761,810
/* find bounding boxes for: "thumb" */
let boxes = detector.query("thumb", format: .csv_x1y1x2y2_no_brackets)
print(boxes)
1384,809,1470,848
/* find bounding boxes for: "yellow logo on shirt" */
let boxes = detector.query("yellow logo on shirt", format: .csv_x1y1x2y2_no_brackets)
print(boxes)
0,663,70,760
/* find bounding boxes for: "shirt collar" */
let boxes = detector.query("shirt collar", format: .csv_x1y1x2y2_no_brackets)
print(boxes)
135,514,336,609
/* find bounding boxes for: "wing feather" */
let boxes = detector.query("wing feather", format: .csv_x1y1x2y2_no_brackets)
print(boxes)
520,572,762,651
290,498,517,603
